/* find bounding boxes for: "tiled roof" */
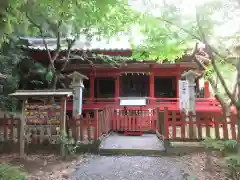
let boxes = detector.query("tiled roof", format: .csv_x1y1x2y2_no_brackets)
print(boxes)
19,35,132,51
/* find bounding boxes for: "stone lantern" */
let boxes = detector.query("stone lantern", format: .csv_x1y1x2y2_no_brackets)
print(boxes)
181,70,201,114
68,71,88,117
181,70,201,138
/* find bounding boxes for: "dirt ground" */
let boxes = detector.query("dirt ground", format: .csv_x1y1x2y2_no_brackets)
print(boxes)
0,153,230,180
0,153,91,180
179,153,230,180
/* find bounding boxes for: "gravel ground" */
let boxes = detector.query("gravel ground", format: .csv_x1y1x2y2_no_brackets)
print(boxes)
72,156,193,180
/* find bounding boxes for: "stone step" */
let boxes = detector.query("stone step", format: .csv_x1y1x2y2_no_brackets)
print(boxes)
99,133,166,156
99,148,166,157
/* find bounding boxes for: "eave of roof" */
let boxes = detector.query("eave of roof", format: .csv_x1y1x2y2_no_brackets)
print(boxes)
19,36,132,52
9,89,72,99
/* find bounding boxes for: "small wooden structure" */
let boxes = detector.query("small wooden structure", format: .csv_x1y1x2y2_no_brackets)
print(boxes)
9,89,72,158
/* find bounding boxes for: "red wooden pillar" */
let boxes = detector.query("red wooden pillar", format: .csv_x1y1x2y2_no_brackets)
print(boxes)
90,75,95,102
176,75,180,98
176,65,181,98
149,72,155,104
115,75,120,104
204,81,210,98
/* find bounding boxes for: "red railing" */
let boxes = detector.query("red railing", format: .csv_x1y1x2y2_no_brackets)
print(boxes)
67,97,220,106
150,97,219,105
0,109,113,144
0,106,238,143
66,97,222,112
111,108,158,135
68,108,113,142
0,115,19,141
162,107,237,141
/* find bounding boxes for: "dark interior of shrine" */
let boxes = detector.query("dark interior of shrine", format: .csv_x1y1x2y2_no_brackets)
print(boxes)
82,74,176,98
154,77,176,98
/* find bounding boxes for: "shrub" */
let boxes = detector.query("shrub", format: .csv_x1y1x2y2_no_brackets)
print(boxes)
0,164,27,180
224,155,240,180
202,137,237,154
202,138,240,179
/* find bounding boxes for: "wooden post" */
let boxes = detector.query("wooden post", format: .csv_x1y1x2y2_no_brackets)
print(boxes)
149,72,155,104
90,75,95,102
176,65,181,98
156,107,164,135
94,110,99,140
115,75,120,104
60,97,67,157
176,75,180,98
19,100,26,158
164,106,169,139
204,81,210,98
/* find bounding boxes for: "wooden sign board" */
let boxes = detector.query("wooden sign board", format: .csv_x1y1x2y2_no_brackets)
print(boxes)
120,98,147,106
24,103,61,125
72,86,83,117
179,80,189,112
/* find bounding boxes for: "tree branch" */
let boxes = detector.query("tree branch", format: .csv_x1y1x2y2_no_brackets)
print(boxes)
195,10,237,107
25,11,56,71
61,39,76,72
155,16,202,41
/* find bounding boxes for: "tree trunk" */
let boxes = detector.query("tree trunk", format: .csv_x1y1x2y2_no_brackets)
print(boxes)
48,72,59,103
50,73,59,90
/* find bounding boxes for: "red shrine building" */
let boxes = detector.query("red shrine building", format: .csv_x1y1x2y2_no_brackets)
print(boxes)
20,37,218,115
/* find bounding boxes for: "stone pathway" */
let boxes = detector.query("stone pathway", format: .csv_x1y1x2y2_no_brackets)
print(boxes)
72,156,193,180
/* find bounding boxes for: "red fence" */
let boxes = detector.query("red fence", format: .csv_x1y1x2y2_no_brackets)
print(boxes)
0,106,238,143
162,107,238,141
0,115,19,141
68,108,112,142
111,108,158,135
0,108,113,144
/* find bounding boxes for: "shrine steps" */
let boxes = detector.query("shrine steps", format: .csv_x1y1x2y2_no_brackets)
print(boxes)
99,133,166,156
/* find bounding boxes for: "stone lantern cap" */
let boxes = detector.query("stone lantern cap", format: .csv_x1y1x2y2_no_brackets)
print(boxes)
68,71,88,80
68,71,88,88
181,70,201,79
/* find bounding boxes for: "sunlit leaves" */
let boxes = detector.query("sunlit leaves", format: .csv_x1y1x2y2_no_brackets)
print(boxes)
21,0,138,40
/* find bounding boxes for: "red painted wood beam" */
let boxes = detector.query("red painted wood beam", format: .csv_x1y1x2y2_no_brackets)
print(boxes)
115,75,120,104
204,81,210,98
176,65,181,98
90,75,95,102
149,72,155,104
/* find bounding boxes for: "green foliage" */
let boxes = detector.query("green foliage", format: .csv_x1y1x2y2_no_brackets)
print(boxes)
0,164,27,180
202,137,237,153
202,138,240,179
225,155,240,180
22,0,138,38
58,133,78,156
